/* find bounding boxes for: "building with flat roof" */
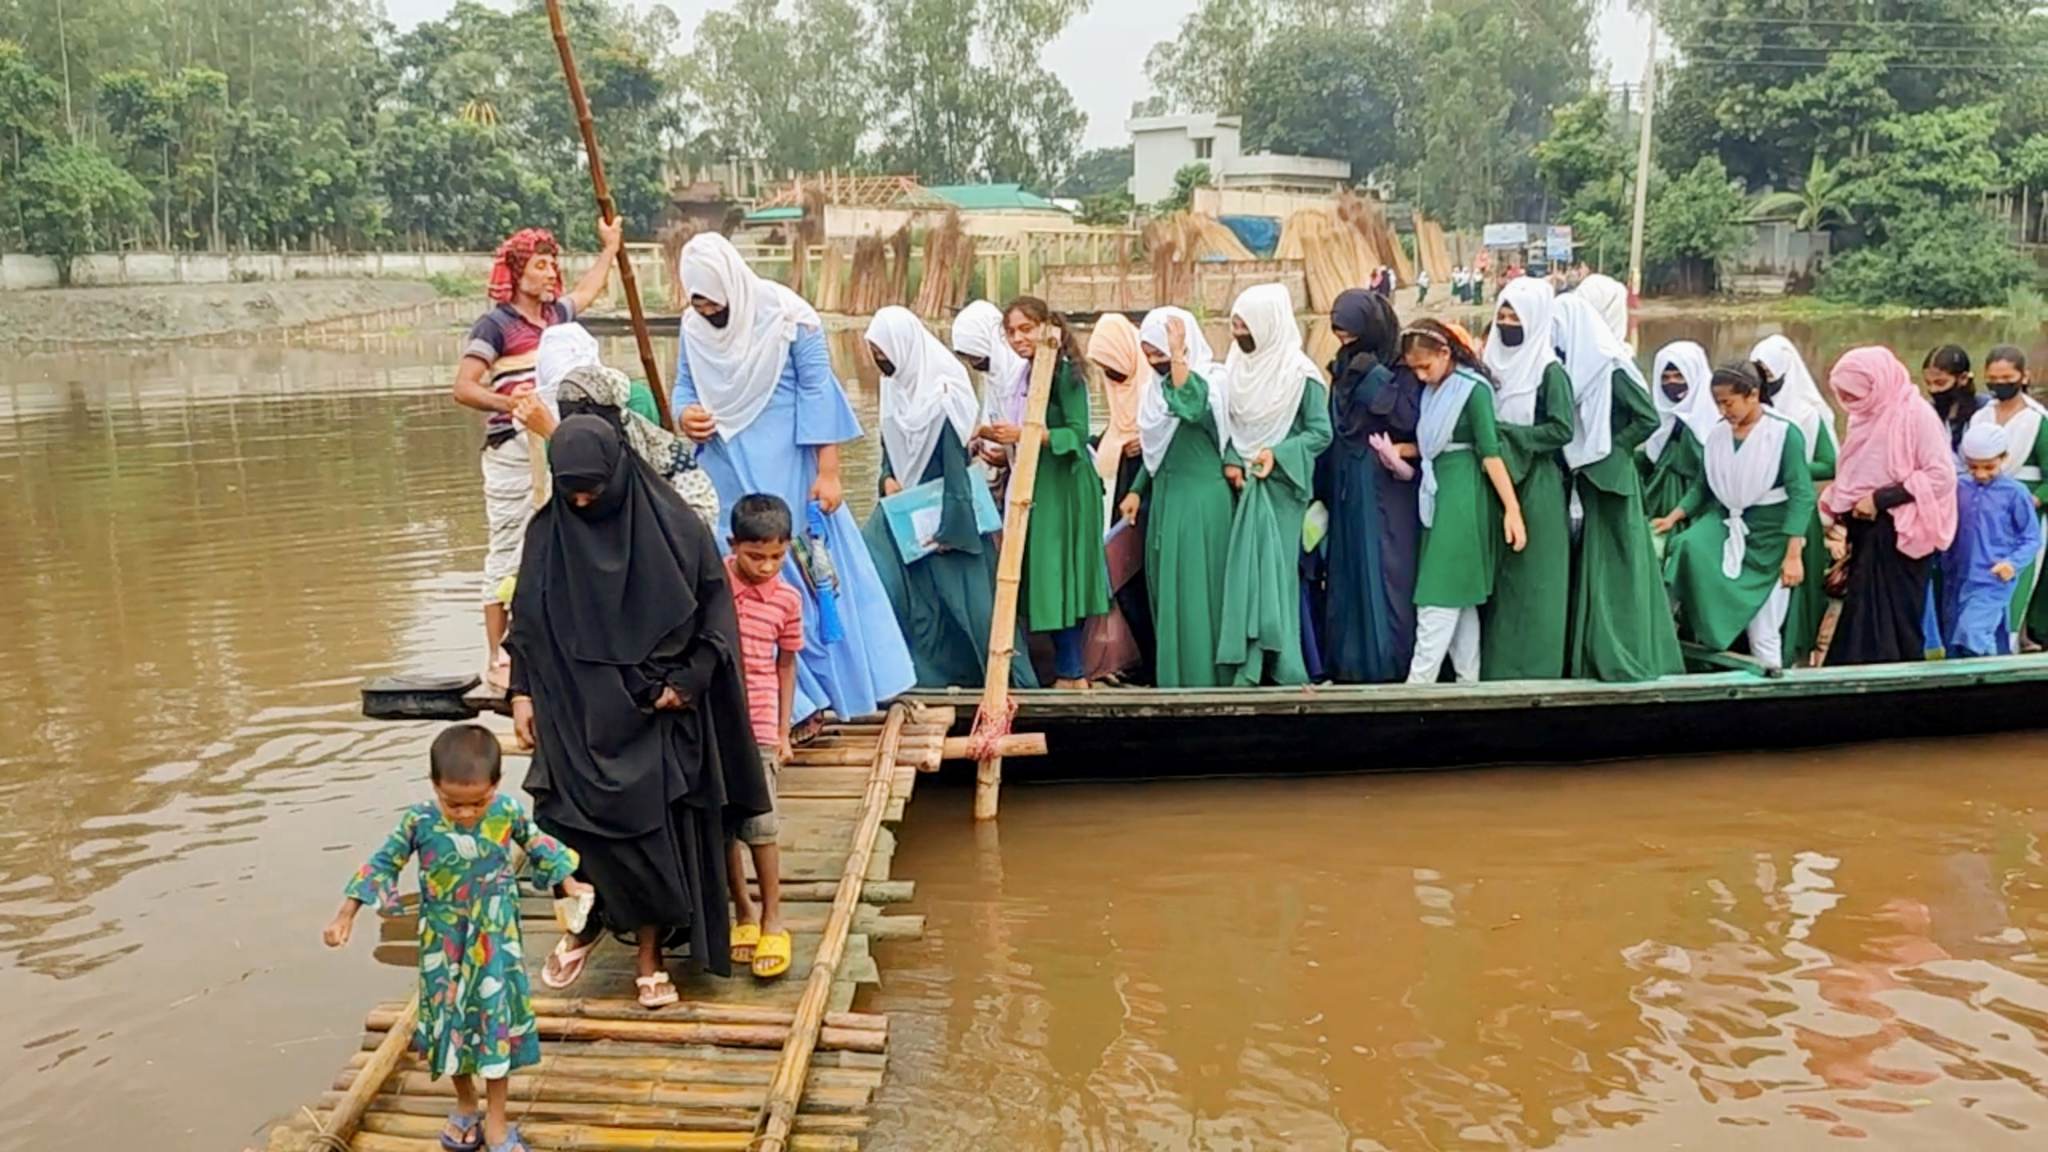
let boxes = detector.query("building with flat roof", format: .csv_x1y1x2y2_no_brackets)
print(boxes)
1127,113,1352,205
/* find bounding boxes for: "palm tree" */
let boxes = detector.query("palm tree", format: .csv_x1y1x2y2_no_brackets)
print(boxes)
1748,152,1856,273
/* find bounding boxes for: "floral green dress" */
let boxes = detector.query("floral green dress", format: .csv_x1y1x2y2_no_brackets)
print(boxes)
345,794,579,1080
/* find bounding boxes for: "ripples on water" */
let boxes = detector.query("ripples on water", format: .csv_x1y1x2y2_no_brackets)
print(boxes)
1,320,2047,1149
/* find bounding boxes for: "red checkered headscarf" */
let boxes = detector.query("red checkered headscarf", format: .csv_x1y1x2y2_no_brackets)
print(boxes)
487,228,563,303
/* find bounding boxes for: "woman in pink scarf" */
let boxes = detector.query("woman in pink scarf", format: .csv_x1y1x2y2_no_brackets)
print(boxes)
1820,346,1958,665
1083,313,1150,681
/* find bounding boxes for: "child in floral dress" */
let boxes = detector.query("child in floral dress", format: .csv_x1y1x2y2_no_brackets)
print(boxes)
324,725,588,1152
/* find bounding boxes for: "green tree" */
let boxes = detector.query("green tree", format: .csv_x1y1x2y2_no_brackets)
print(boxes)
1141,0,1378,114
1159,162,1212,212
1645,155,1748,284
0,40,64,248
1747,152,1856,233
15,144,149,282
1534,92,1624,205
1818,202,2028,309
1241,25,1410,184
1055,145,1133,199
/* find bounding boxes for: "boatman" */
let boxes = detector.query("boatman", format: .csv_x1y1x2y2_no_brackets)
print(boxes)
452,217,624,689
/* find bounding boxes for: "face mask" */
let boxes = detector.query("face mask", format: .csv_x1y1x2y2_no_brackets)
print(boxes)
1103,367,1130,384
1932,390,1962,416
703,307,732,329
1235,332,1256,353
1497,324,1525,348
1761,374,1783,401
965,354,991,373
1146,359,1172,377
873,355,896,377
1661,381,1687,404
1992,382,2023,401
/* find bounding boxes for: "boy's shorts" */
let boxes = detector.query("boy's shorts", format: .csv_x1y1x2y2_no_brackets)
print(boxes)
737,755,780,846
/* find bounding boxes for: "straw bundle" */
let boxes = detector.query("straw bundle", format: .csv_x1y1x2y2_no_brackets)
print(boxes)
1276,208,1370,313
844,224,912,314
1143,211,1253,306
1337,191,1412,285
658,220,706,310
912,211,976,319
786,185,827,299
1412,213,1453,285
815,242,846,313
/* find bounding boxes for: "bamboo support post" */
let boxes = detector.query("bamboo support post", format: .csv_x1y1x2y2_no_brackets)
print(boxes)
972,339,1060,820
545,0,670,429
943,732,1045,761
753,705,909,1152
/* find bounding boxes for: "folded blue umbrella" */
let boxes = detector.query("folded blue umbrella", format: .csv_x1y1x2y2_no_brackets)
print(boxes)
801,500,846,645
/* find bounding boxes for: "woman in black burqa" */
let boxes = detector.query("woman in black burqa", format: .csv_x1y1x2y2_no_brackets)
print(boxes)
508,414,771,1005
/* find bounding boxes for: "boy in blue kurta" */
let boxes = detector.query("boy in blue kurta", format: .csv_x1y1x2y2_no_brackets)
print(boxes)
1943,423,2043,657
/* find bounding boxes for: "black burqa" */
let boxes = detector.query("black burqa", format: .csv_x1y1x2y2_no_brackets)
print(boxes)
1316,290,1422,682
507,415,771,976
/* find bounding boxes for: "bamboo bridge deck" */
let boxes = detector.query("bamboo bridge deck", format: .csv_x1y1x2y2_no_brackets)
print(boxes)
267,702,948,1152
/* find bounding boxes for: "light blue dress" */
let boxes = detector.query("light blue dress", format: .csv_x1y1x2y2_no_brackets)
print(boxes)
675,327,916,722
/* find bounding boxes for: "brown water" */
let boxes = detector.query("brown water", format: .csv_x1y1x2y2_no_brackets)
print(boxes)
2,317,2046,1151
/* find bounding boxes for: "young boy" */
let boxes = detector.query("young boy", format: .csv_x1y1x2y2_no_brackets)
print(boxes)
724,494,803,979
1943,423,2043,657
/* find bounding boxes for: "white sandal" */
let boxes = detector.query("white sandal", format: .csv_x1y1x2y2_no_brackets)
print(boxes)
635,971,679,1009
541,934,596,990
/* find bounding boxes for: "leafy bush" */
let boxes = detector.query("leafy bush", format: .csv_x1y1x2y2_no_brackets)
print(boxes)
1818,199,2028,309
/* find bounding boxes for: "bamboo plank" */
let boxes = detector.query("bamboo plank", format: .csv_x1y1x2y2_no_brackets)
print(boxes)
363,999,884,1033
338,1095,870,1136
753,705,908,1152
337,1049,883,1092
360,1008,885,1054
355,1114,862,1152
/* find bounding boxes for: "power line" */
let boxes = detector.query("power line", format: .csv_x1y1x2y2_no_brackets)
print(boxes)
1680,55,2048,72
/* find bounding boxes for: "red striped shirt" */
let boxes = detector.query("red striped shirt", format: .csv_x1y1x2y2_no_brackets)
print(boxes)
725,558,805,750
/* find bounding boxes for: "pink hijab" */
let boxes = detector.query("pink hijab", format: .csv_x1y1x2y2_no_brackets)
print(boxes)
1087,314,1144,494
1821,346,1957,559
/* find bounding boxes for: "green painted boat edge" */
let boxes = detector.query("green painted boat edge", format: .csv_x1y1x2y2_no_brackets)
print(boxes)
906,653,2048,719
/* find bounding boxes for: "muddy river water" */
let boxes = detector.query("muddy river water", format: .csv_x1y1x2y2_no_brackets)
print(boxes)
4,314,2048,1151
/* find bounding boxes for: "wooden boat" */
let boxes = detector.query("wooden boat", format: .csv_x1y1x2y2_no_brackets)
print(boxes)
363,652,2048,776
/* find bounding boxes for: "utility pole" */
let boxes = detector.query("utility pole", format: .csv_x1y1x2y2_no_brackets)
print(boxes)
56,0,77,144
1627,0,1658,296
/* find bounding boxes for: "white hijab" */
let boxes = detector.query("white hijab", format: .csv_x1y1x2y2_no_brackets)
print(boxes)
536,321,601,413
953,300,1029,428
1221,283,1320,458
678,232,822,441
1750,335,1838,463
1646,341,1716,463
867,306,980,486
1483,277,1560,426
1553,294,1646,470
1135,306,1230,473
1575,273,1630,346
1705,410,1793,580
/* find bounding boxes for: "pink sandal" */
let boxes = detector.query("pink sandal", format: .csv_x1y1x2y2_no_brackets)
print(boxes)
541,934,596,990
636,971,679,1009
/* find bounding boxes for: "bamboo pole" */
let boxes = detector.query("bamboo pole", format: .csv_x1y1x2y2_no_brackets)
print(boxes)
973,339,1059,820
544,0,670,430
754,705,909,1152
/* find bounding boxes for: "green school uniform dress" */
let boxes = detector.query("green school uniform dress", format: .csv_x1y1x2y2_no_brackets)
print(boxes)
1640,424,1705,527
862,426,1036,689
1021,358,1110,634
1129,371,1236,687
1783,422,1838,663
1664,419,1817,652
1569,369,1684,681
1483,363,1575,680
1414,380,1503,609
1218,379,1335,686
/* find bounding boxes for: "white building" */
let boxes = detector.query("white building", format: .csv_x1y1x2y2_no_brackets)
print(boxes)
1127,113,1352,205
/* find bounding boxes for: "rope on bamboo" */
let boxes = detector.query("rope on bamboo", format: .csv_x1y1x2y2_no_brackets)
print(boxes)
964,695,1017,762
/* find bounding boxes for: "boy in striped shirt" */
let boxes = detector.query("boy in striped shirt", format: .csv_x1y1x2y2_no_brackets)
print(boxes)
724,494,802,979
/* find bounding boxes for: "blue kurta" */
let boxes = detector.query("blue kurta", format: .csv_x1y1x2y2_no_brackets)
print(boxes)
675,327,916,722
1941,474,2043,657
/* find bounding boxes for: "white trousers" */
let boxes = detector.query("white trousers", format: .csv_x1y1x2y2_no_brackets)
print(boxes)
1407,605,1481,684
1746,584,1792,671
481,433,537,604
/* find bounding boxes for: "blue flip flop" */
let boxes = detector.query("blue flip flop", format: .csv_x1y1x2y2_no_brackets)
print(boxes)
438,1110,483,1152
488,1123,532,1152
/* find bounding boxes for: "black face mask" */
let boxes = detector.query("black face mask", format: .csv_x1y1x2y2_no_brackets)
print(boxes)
1661,381,1688,404
703,307,732,329
873,355,897,377
1992,382,2023,401
1104,367,1130,384
1146,358,1172,377
1932,389,1963,417
1497,324,1526,348
1761,373,1784,401
965,354,991,373
1235,332,1256,353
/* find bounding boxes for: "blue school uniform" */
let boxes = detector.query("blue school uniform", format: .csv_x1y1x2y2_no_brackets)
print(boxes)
1941,473,2043,657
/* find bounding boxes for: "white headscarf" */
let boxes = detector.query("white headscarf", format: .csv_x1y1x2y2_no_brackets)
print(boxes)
1135,306,1230,473
678,232,822,441
1553,294,1647,470
867,306,981,486
1575,274,1630,346
1750,335,1839,463
1417,368,1483,528
536,322,601,410
1483,277,1560,426
1646,341,1717,463
952,300,1029,428
1221,284,1320,457
1704,410,1792,580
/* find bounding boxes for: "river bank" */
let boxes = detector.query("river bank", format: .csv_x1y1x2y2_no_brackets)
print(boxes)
0,279,445,347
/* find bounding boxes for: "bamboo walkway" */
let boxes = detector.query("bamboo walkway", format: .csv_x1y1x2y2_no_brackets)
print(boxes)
267,701,946,1152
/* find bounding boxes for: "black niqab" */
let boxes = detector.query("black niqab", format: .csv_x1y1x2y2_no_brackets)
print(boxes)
1330,290,1413,447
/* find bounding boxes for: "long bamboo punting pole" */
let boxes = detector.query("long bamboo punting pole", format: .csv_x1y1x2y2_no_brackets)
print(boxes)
972,337,1059,820
544,0,670,430
754,704,909,1152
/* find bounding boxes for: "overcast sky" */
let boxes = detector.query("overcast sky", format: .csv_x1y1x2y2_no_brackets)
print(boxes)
384,0,1652,149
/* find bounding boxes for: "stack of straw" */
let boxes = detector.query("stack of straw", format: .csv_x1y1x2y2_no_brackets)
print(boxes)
1277,194,1422,313
912,211,976,319
1411,213,1454,285
844,225,913,315
1144,211,1254,307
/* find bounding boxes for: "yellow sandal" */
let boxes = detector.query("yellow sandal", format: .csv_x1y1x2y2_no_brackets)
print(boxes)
753,930,792,980
730,922,761,966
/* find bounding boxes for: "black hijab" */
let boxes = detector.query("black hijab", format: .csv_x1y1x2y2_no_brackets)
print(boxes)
509,415,768,841
1330,290,1415,446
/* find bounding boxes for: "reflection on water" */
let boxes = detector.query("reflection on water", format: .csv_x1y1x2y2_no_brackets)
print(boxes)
0,315,2046,1149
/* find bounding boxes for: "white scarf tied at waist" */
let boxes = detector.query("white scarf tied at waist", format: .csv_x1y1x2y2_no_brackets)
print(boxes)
1416,369,1481,528
1705,412,1792,579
